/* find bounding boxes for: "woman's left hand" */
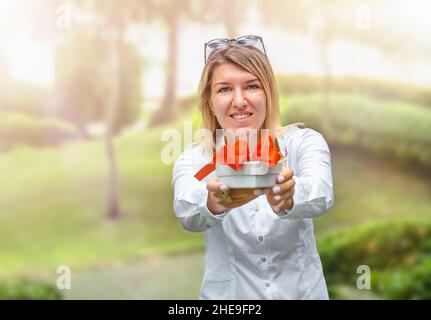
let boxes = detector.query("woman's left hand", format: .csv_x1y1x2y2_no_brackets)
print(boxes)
263,167,295,214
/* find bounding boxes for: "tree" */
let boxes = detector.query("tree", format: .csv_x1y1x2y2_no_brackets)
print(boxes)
146,0,246,127
222,0,239,39
55,28,142,137
66,0,144,219
0,50,8,87
93,0,142,219
104,27,122,220
256,0,334,134
256,0,413,138
147,0,189,127
0,48,9,111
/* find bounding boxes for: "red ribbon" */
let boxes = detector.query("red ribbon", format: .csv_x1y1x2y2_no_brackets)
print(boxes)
194,134,283,181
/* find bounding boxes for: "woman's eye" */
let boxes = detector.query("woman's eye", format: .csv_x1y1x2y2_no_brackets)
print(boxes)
217,87,231,93
246,84,259,90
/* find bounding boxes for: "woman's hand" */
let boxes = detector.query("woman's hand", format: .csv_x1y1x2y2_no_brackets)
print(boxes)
264,167,295,214
206,177,263,215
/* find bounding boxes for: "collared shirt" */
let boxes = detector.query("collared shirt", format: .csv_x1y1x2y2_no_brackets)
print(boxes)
172,125,334,299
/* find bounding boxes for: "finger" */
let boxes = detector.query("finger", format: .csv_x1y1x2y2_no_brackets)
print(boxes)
271,199,286,213
206,177,220,192
275,198,294,212
266,186,295,206
272,178,295,195
206,176,235,207
207,177,229,194
276,167,294,184
213,193,232,205
212,192,223,202
220,191,232,204
272,185,295,201
210,187,232,204
266,191,280,206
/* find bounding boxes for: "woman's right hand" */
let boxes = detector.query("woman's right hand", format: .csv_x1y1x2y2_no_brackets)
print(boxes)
206,177,265,215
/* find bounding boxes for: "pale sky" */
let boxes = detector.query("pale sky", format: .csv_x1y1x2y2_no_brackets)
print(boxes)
1,0,431,97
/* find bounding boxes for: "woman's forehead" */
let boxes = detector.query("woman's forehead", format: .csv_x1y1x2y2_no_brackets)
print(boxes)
212,63,258,84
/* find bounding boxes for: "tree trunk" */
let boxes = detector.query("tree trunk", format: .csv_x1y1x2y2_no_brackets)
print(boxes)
148,8,179,127
224,0,237,38
0,48,9,98
105,27,122,220
76,120,89,140
319,35,333,139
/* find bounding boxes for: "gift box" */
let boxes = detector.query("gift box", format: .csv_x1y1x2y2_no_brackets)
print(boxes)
216,160,283,188
194,133,285,189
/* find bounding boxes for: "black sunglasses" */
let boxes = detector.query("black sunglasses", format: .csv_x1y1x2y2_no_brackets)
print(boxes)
204,35,267,63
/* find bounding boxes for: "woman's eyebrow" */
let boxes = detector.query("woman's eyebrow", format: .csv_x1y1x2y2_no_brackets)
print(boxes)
213,81,231,86
213,78,259,86
245,78,259,83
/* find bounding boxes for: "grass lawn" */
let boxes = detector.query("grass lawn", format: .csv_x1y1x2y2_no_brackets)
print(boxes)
314,145,431,234
0,118,430,285
0,119,202,278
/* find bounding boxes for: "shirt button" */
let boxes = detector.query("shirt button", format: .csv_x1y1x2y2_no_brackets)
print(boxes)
261,257,267,263
265,282,270,287
258,236,264,241
254,207,259,212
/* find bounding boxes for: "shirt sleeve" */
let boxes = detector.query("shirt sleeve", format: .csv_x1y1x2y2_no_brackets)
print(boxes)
277,128,334,220
172,147,229,232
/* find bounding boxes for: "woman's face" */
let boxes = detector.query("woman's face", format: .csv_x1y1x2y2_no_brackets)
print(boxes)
210,63,267,133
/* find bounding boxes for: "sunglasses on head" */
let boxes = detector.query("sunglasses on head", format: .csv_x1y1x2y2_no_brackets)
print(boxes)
204,35,267,63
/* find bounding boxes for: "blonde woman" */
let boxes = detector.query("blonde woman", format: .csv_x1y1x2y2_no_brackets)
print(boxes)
172,35,334,299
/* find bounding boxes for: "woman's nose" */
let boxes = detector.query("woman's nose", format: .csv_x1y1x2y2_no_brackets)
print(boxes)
232,89,247,108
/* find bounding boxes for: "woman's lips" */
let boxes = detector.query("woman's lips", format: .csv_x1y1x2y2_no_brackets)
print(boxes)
230,112,253,121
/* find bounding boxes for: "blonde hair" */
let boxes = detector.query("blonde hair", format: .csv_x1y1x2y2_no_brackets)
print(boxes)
198,43,281,153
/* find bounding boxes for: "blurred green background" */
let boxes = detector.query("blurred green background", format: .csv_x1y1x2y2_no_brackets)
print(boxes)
0,0,430,299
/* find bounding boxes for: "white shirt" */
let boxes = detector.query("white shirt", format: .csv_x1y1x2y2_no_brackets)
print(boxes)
172,125,334,300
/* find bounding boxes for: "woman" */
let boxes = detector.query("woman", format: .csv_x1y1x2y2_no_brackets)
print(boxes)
172,35,334,299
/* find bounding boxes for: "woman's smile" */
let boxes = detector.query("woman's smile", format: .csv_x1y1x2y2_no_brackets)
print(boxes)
230,111,253,122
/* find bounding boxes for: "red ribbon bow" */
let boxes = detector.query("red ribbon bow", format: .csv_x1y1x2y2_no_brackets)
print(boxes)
194,134,283,181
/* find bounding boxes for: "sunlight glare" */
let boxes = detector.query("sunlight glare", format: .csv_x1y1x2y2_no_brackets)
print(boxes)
8,36,54,86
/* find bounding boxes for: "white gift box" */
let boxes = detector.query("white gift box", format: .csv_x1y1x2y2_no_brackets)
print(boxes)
216,160,283,189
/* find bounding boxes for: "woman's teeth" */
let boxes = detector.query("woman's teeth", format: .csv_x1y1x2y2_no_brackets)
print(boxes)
231,113,252,120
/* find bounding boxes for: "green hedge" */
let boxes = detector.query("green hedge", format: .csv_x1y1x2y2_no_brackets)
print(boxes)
0,278,61,300
280,93,431,168
372,259,431,299
277,75,431,108
0,112,78,151
318,220,431,299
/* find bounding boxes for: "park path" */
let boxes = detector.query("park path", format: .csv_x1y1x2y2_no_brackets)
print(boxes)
63,251,205,300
